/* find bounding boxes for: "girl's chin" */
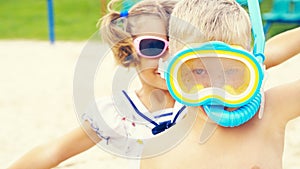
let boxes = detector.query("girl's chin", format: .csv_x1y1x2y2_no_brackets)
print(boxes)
153,79,168,90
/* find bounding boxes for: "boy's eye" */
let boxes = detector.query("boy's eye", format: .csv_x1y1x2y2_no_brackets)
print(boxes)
192,69,206,75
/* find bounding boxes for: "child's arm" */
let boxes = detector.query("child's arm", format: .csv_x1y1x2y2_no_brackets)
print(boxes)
265,79,300,127
264,27,300,69
8,122,100,169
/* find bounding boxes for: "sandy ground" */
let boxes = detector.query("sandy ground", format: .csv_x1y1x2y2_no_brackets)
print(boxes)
1,40,300,169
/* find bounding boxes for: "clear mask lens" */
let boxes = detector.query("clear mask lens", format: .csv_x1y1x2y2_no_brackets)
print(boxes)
177,57,251,96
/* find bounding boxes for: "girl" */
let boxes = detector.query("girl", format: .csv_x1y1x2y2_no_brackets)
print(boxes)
8,0,187,169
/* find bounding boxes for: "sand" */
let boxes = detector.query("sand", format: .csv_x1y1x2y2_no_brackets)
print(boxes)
1,40,300,169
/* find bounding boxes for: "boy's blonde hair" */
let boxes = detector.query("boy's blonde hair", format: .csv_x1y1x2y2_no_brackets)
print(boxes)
169,0,251,54
99,0,176,67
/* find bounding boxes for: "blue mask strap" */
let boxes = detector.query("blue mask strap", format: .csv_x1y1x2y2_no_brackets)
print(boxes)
248,0,266,120
248,0,265,64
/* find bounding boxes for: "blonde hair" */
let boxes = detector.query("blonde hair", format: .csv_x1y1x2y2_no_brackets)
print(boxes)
99,0,177,67
169,0,251,54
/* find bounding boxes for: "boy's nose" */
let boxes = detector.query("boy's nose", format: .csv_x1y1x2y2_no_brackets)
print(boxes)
205,66,226,88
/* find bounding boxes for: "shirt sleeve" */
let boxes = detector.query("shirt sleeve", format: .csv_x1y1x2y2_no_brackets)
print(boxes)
81,96,147,158
81,97,128,141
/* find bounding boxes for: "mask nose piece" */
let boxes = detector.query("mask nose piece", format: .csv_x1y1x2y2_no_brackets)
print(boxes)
158,58,167,79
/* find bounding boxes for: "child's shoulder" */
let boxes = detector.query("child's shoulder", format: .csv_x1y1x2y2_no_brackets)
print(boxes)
264,79,300,127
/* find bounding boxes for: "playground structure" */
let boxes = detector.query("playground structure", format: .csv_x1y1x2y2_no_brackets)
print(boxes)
263,0,300,33
47,0,55,44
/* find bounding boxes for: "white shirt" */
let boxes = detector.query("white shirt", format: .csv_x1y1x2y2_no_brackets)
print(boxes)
82,90,187,168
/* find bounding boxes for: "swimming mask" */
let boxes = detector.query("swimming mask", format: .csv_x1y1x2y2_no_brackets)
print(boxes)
159,0,265,127
163,42,263,108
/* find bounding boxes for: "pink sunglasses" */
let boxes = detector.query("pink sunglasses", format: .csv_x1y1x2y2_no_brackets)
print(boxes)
133,36,169,58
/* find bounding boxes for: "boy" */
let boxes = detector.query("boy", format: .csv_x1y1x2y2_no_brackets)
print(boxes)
140,0,300,168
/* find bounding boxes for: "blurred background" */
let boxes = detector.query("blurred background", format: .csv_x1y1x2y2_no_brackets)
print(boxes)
0,0,299,41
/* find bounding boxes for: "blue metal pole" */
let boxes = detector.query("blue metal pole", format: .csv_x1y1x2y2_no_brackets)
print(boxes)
47,0,55,44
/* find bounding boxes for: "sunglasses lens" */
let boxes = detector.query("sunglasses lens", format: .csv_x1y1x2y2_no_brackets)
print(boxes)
139,39,165,57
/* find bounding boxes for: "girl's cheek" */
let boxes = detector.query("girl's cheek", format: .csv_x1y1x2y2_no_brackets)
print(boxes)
140,58,160,68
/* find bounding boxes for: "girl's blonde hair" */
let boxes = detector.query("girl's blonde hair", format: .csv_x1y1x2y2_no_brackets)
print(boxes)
169,0,251,54
99,0,177,67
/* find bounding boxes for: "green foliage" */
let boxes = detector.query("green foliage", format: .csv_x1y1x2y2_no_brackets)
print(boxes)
0,0,100,40
0,0,48,39
0,0,298,41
